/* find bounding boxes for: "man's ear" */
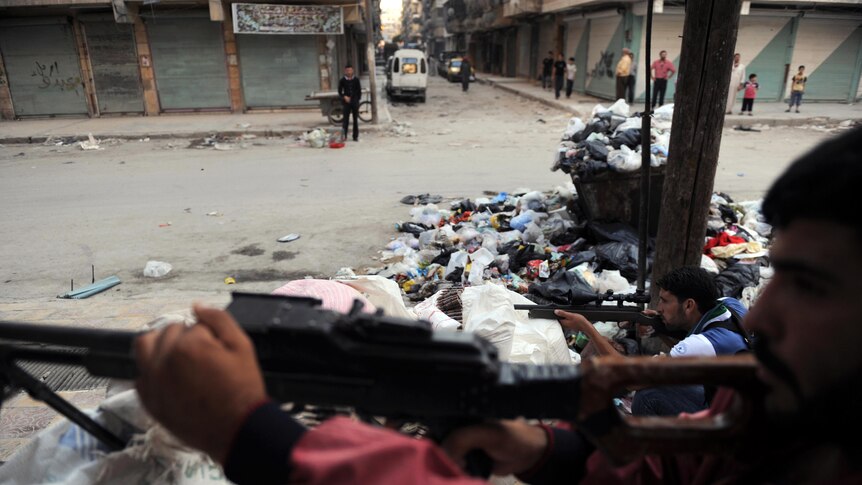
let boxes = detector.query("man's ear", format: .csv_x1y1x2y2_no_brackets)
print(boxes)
683,298,698,314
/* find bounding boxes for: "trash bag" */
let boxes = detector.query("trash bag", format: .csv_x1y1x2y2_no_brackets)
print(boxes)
563,117,586,140
607,145,641,172
585,140,609,161
611,128,641,149
594,242,641,281
588,221,640,245
527,269,597,305
565,250,597,268
654,104,674,122
595,269,630,293
714,262,760,298
608,98,631,117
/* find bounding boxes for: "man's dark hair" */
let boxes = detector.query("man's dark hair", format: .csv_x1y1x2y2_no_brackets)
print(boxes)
762,125,862,234
799,65,805,69
568,57,575,61
660,50,667,55
656,267,719,314
749,73,757,79
345,64,353,69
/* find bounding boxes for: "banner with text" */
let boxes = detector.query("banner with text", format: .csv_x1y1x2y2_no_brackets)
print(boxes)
232,3,344,35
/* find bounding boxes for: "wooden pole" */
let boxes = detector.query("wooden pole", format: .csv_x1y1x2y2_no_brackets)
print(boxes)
651,0,742,298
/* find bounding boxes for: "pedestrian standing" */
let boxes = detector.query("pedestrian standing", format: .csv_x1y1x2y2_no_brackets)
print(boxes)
338,65,362,142
565,57,577,98
460,56,472,92
740,73,758,116
650,50,676,108
786,65,807,113
541,52,553,90
553,54,566,100
726,53,746,114
615,48,633,102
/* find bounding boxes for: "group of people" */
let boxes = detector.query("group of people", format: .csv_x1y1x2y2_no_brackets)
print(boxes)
727,53,808,115
541,52,578,100
133,123,862,483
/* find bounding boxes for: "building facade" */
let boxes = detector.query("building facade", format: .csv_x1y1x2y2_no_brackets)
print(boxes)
0,0,380,119
436,0,862,102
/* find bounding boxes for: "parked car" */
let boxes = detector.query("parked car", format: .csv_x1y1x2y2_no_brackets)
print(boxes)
436,51,462,77
444,57,474,83
385,49,428,102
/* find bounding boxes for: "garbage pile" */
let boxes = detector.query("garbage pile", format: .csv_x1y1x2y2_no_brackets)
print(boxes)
365,187,647,309
702,192,773,307
551,100,673,180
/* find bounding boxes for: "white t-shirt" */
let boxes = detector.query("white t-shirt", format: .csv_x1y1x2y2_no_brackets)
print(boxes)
566,64,577,81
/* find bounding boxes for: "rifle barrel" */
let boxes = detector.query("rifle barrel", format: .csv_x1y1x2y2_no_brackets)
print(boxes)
0,321,137,353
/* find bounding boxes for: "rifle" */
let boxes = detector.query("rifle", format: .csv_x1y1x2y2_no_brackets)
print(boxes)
0,292,761,470
515,290,688,339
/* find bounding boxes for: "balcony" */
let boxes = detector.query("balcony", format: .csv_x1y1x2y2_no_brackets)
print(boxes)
502,0,540,17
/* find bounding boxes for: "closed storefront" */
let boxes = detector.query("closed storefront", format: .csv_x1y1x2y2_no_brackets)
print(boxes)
564,19,588,93
0,18,88,117
788,16,862,102
736,15,794,102
145,14,230,110
585,13,624,99
81,18,143,114
237,35,320,108
517,24,531,78
537,18,556,61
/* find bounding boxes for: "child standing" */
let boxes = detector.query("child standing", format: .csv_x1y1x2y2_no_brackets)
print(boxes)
740,73,758,116
786,65,807,113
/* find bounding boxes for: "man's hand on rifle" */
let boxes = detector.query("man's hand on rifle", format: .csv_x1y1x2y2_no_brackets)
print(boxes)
135,304,268,463
553,310,593,333
442,419,548,476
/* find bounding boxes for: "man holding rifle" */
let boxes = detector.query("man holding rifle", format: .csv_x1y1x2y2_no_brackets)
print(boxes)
136,127,862,483
554,266,750,417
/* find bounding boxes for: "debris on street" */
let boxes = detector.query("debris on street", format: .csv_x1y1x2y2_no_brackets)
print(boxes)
78,133,103,151
143,260,173,278
400,194,443,205
57,275,121,299
277,233,301,243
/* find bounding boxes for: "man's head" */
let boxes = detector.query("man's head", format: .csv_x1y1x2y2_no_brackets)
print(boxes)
746,126,862,440
557,53,564,61
344,65,354,78
568,57,575,64
655,267,719,331
734,53,741,64
622,47,632,56
547,51,553,57
659,50,667,60
798,65,805,73
749,73,757,82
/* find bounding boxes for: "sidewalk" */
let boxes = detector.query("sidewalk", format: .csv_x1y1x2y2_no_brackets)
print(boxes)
0,74,392,144
476,72,862,126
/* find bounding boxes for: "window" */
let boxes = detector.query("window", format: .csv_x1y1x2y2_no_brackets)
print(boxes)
393,58,400,73
420,58,426,73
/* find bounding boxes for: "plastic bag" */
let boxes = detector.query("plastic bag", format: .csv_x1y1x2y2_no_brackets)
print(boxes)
714,263,760,298
521,222,545,244
588,221,640,245
563,117,586,139
608,98,630,117
607,145,640,172
585,140,609,162
654,104,674,121
528,269,596,304
594,242,642,281
611,128,641,149
143,260,172,278
595,269,630,293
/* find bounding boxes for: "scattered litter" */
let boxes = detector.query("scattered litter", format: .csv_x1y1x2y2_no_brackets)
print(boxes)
139,137,150,142
78,133,103,151
184,208,192,213
57,276,120,299
143,261,172,278
188,133,247,150
300,128,330,148
237,123,252,129
400,194,443,205
224,277,236,284
158,222,172,227
329,141,345,149
389,121,417,137
734,125,761,132
213,143,233,151
277,233,301,243
737,172,745,177
537,119,546,124
206,211,223,217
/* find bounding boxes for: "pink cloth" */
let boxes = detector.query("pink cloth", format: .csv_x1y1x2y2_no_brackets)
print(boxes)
743,81,758,99
271,279,376,314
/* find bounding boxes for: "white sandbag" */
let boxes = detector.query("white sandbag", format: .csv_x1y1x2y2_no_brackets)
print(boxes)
336,275,416,319
595,270,630,293
462,285,573,364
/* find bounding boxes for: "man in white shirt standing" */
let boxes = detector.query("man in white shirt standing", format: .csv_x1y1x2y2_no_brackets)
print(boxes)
726,53,746,115
565,57,577,99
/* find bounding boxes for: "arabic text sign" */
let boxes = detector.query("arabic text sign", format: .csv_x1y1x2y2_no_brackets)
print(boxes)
233,3,344,35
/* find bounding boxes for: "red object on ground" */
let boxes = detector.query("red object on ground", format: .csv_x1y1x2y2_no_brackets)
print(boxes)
703,232,746,256
329,141,345,149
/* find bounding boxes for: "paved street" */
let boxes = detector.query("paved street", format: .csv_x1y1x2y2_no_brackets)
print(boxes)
0,73,841,461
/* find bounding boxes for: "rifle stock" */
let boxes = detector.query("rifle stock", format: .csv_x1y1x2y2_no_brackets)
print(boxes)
0,292,761,467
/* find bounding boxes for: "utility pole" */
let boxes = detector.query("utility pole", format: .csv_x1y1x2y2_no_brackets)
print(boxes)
364,0,379,123
651,0,742,298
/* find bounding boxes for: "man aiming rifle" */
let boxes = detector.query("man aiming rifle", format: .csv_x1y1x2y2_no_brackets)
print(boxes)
133,126,862,483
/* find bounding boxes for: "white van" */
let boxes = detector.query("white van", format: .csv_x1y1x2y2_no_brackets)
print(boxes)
385,49,428,102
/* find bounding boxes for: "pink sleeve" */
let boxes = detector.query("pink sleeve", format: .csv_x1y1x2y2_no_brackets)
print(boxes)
290,417,487,485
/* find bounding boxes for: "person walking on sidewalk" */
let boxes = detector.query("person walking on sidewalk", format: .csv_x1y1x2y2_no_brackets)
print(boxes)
786,66,807,113
740,74,759,116
460,56,472,92
726,53,746,114
541,52,553,90
650,50,676,109
338,65,362,142
615,48,633,102
565,57,577,98
553,54,567,100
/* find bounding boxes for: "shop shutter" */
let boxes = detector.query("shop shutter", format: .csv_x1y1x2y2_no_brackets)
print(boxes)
0,19,88,116
237,35,320,108
146,16,230,110
585,14,624,99
82,21,143,114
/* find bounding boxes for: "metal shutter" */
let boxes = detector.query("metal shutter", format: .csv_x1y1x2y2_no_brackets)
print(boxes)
0,19,88,117
585,14,624,98
237,35,319,108
82,21,144,114
146,16,230,110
